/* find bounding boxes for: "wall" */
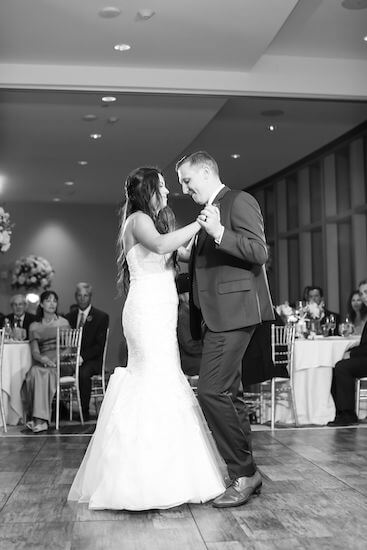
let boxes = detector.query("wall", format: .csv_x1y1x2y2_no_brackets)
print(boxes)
249,125,367,319
0,202,125,370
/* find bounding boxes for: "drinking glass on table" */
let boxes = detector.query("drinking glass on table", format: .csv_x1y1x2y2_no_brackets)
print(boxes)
329,314,336,336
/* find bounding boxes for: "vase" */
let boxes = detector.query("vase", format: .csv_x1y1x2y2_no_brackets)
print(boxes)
310,318,322,335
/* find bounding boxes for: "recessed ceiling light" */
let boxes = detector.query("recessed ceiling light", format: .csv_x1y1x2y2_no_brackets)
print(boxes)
260,109,284,117
99,6,121,18
107,116,119,123
114,43,131,51
53,197,61,202
268,124,277,132
136,8,155,20
64,181,74,186
77,160,88,166
341,0,367,9
102,96,116,103
231,154,240,159
83,114,97,121
90,133,102,139
364,35,367,41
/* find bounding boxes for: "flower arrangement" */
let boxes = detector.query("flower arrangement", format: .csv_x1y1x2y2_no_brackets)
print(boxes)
11,254,54,290
0,205,13,253
276,302,298,323
304,300,323,319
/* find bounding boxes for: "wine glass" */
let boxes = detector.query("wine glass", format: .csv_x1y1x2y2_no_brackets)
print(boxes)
329,314,336,336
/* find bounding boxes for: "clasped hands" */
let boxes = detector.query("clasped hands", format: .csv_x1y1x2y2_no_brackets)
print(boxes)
197,204,223,241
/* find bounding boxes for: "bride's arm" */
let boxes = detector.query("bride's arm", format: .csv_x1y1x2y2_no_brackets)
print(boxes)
133,212,200,255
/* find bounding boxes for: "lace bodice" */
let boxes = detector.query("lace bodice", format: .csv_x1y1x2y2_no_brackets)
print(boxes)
126,243,172,280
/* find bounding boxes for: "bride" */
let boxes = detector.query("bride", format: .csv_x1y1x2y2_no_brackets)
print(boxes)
68,167,227,510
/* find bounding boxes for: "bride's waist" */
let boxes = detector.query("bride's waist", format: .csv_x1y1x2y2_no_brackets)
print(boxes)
129,271,174,283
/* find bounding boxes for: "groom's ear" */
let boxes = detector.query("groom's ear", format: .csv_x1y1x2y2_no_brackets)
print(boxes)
201,164,210,180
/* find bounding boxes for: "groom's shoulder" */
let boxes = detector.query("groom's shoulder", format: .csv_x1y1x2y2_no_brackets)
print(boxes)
224,188,256,205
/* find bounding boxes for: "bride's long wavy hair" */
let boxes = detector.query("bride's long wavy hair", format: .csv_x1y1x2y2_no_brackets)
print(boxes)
116,167,177,296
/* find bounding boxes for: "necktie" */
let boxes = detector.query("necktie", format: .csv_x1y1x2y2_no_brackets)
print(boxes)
78,312,85,328
15,316,22,328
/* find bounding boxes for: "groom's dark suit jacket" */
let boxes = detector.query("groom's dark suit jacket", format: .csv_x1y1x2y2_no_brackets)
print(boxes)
189,186,274,340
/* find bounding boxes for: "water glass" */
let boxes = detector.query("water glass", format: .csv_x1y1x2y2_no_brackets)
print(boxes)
329,314,336,336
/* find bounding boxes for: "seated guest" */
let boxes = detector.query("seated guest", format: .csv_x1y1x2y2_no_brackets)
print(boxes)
21,290,70,433
176,273,202,377
0,311,4,328
306,285,340,331
66,282,109,421
242,308,288,388
6,294,36,338
347,289,367,335
328,279,367,426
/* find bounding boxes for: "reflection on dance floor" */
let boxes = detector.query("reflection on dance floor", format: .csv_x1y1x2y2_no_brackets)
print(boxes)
1,425,367,549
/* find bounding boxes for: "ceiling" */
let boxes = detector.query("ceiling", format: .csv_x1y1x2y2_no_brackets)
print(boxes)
0,0,366,205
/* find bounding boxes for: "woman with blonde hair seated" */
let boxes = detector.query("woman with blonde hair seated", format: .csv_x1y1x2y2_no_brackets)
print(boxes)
21,290,70,433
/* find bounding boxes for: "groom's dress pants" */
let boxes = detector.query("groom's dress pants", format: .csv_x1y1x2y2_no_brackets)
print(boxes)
197,325,256,479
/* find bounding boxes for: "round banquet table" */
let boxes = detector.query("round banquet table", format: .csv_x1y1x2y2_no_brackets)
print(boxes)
262,335,361,426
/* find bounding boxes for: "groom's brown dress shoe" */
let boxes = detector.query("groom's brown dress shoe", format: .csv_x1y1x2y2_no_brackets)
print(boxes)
212,470,262,508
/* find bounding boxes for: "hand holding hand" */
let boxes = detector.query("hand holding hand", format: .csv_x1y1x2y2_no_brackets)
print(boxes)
197,204,223,240
42,357,56,368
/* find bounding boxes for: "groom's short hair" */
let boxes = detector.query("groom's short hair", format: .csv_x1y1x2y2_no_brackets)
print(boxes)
175,151,219,175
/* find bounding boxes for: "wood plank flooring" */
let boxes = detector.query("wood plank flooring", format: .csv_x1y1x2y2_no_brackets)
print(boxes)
1,425,367,550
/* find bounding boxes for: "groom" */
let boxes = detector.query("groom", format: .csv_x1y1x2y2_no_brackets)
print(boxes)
176,151,274,508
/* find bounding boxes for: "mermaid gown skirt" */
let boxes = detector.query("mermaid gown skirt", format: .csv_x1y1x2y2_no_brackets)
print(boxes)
68,244,226,510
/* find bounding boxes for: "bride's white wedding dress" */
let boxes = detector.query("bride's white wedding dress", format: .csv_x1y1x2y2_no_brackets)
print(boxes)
68,242,227,510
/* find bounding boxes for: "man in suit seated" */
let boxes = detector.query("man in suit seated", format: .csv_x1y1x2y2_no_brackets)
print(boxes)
6,294,36,338
66,282,109,421
306,285,340,332
328,279,367,426
176,273,202,378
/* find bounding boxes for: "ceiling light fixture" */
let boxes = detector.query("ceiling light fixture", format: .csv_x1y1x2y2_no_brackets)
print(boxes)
99,6,121,18
90,133,102,139
64,181,74,186
268,124,277,132
102,96,116,103
231,154,240,159
114,43,131,51
364,35,367,41
107,116,119,123
136,8,155,20
83,114,97,121
53,197,61,202
77,160,88,166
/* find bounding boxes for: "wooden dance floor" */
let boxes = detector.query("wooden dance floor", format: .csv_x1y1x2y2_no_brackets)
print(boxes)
1,425,367,549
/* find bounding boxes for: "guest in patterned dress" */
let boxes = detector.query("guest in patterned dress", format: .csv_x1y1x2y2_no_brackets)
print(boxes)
21,290,70,433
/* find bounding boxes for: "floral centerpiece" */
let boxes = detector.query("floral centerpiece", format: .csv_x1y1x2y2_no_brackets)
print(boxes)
303,301,323,320
0,205,13,253
275,302,298,324
11,254,54,291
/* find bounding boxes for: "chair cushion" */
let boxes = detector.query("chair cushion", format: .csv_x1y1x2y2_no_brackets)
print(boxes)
60,376,76,384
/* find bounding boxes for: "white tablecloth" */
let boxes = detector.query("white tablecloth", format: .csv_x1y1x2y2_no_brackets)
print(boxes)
263,336,360,426
1,341,32,426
